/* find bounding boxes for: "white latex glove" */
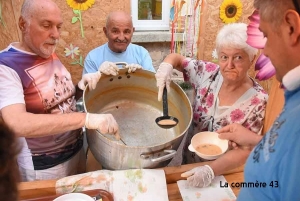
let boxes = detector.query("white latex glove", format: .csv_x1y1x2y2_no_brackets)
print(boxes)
181,165,215,188
99,61,119,76
85,113,120,140
78,71,101,91
155,62,173,101
125,63,142,73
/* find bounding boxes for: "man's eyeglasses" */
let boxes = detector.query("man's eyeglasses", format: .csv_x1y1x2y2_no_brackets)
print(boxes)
292,0,300,14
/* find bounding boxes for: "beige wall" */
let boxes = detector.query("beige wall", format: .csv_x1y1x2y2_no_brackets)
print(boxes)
0,0,21,49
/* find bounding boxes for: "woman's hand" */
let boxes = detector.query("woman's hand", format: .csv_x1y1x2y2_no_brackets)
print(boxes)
181,165,215,188
155,62,173,101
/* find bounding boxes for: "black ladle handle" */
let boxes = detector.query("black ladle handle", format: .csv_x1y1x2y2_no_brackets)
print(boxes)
162,87,168,116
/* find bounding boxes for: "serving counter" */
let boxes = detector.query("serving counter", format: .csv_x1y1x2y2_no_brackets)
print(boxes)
19,161,244,200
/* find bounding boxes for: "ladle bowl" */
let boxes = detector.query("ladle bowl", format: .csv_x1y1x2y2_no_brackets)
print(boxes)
155,116,179,129
155,87,179,129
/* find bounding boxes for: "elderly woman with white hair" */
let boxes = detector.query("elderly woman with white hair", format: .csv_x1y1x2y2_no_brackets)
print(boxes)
155,23,268,187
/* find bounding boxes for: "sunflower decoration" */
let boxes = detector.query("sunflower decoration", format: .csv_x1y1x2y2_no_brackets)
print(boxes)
66,0,95,11
219,0,242,24
66,0,95,38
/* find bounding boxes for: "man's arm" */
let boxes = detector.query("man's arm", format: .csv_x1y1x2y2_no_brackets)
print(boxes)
180,146,252,188
1,103,86,138
210,148,251,176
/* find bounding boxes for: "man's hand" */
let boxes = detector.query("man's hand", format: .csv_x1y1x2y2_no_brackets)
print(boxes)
155,62,173,101
99,61,119,76
181,165,215,188
124,63,142,73
85,113,120,140
217,123,262,148
78,71,101,91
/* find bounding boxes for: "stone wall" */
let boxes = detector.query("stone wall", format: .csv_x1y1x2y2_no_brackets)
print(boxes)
137,42,184,82
137,42,170,69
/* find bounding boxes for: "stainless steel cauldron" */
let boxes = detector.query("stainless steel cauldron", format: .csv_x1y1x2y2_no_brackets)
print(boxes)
83,69,192,170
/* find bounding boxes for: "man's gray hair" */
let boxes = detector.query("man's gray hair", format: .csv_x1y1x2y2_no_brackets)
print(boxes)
105,11,133,28
215,23,258,61
20,0,36,23
254,0,295,28
105,13,112,28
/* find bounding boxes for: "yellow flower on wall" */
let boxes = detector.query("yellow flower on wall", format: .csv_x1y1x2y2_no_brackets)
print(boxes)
219,0,242,24
66,0,95,38
66,0,95,11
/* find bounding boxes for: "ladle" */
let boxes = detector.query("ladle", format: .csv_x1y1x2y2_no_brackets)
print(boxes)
155,87,179,129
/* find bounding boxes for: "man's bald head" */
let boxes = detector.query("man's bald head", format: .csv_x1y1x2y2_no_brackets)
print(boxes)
21,0,61,23
105,11,133,29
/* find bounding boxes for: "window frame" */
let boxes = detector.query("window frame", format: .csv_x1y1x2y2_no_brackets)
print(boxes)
131,0,171,31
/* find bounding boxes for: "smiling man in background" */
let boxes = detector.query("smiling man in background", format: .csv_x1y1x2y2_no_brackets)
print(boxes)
83,11,155,76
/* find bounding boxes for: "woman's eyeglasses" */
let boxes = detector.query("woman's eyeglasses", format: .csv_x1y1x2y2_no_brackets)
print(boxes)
292,0,300,14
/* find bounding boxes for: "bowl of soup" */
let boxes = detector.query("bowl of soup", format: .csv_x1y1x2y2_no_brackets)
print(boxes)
188,131,228,160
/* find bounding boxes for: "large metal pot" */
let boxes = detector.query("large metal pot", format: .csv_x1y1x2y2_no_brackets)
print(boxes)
83,69,192,170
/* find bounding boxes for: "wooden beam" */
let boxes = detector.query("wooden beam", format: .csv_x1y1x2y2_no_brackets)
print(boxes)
18,180,56,200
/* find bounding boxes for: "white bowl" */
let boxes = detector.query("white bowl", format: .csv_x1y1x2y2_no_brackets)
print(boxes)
54,193,94,201
188,131,228,160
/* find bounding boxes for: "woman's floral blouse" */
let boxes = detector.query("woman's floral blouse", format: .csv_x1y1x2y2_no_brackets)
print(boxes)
183,58,268,135
177,58,269,164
